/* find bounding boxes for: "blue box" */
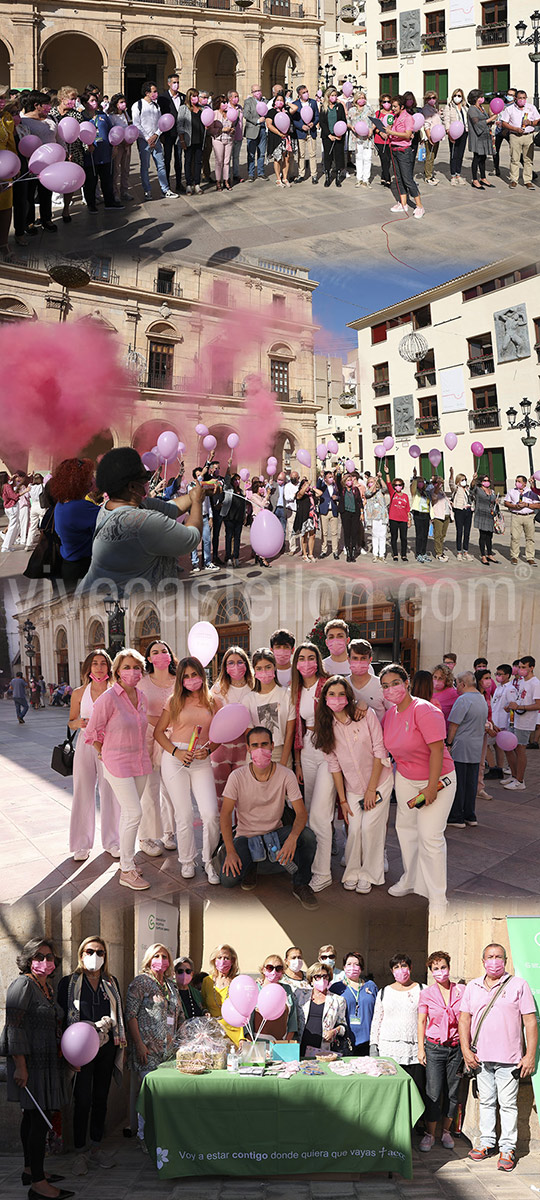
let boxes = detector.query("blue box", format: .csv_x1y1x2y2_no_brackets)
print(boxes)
272,1043,300,1063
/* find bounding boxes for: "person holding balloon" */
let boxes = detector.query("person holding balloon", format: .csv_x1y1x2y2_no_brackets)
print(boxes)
290,83,319,183
409,472,431,563
131,81,177,200
0,936,73,1200
155,656,221,885
426,474,452,563
17,91,59,234
177,88,205,195
265,92,294,187
449,470,474,562
293,477,319,562
346,91,373,189
381,94,425,219
338,471,365,562
446,671,489,827
383,462,410,561
0,85,17,258
247,955,298,1041
373,92,393,187
421,91,443,187
364,472,389,560
48,87,86,223
200,945,245,1046
221,462,249,567
210,647,254,796
108,93,134,203
57,936,125,1177
246,478,271,566
79,91,121,211
489,664,518,777
442,88,468,186
319,87,347,187
206,96,234,191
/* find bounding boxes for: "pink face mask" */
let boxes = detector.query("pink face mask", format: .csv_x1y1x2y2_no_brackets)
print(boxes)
215,957,231,973
220,103,228,112
253,90,262,100
516,98,526,108
393,967,411,984
350,659,370,675
275,100,284,110
432,966,450,983
255,668,275,684
273,648,291,665
326,695,348,713
297,660,318,678
251,746,273,768
384,683,408,704
151,956,168,974
516,667,528,678
152,652,171,671
314,977,329,992
90,671,107,682
345,964,361,981
184,676,203,692
382,101,391,110
227,662,246,680
64,99,76,110
263,967,282,981
326,638,347,654
119,668,142,687
32,958,55,977
358,98,366,107
433,680,446,691
484,958,505,978
41,105,52,116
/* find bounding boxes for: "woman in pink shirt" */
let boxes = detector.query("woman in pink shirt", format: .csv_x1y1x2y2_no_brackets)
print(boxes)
431,664,458,731
138,640,178,857
381,663,456,906
380,94,425,219
313,677,392,894
85,648,152,892
417,950,464,1152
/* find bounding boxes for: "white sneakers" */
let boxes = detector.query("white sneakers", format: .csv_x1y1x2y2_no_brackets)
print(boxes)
181,862,196,878
73,850,90,862
139,839,163,857
90,1146,116,1168
205,863,220,885
164,189,178,198
355,880,372,894
161,832,177,851
390,203,408,212
419,1134,435,1152
72,1154,88,1176
107,844,120,859
503,779,526,791
413,206,425,219
388,881,414,897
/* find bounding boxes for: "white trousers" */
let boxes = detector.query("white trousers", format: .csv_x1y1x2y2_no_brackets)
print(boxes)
371,519,387,557
394,770,456,904
2,506,20,551
342,774,392,887
102,768,148,872
286,514,300,551
138,767,175,842
160,749,220,866
18,503,29,545
355,143,372,182
26,502,43,550
69,737,121,853
301,731,336,887
477,1062,519,1154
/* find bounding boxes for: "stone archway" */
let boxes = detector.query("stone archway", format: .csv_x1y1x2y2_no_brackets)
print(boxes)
79,429,114,463
133,604,161,653
0,39,11,87
123,38,177,108
195,41,238,95
271,429,297,473
261,45,299,96
40,32,105,93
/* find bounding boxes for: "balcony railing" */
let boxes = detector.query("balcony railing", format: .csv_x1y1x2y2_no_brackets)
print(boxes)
476,22,509,47
377,38,398,57
154,277,183,297
372,379,390,396
421,32,446,52
468,406,501,431
372,421,393,439
145,370,180,391
91,266,120,285
379,0,396,9
415,415,440,436
263,0,304,13
414,367,437,388
467,352,495,377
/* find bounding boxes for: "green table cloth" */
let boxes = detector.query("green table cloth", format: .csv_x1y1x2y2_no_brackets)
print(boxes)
137,1060,424,1180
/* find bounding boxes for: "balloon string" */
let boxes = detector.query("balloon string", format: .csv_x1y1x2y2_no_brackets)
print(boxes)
251,1017,266,1048
24,1087,54,1129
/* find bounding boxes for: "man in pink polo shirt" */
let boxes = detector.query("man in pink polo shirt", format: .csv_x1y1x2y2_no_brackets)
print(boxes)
458,942,537,1173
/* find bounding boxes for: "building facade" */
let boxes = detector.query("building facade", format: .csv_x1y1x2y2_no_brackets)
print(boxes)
364,0,531,103
0,0,322,103
350,256,540,489
0,252,320,477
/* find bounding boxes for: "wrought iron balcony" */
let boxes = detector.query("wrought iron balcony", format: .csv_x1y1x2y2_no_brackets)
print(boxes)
414,367,437,388
379,0,396,10
415,415,440,436
372,421,393,439
153,277,183,297
372,379,390,396
263,0,305,14
377,38,398,57
421,33,446,52
468,406,501,431
467,353,495,377
476,23,509,47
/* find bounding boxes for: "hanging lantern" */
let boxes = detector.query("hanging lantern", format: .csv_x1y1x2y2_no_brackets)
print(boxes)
398,331,429,362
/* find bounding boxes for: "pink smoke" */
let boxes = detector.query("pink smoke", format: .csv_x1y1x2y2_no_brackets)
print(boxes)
0,324,135,462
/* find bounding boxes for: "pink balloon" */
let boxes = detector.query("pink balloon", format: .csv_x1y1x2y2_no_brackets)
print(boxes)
274,112,290,134
256,101,268,118
316,443,327,459
58,116,81,144
0,150,21,181
448,120,464,140
266,464,277,476
201,106,215,128
267,456,277,466
61,1022,100,1068
333,120,347,138
227,433,240,449
374,445,386,458
28,143,66,174
203,434,217,452
79,121,98,145
471,441,484,457
429,124,446,143
296,448,312,468
156,430,179,460
383,436,394,451
177,441,186,454
108,125,125,145
490,97,505,114
227,107,239,123
534,470,540,482
220,998,247,1028
327,438,339,454
39,162,85,193
124,124,139,145
342,81,354,98
412,113,425,132
355,121,369,137
239,468,250,481
444,432,458,451
300,104,313,124
409,445,421,459
195,423,208,436
187,620,219,667
428,448,442,466
345,459,355,472
256,983,287,1022
141,451,159,471
496,730,518,751
17,134,41,158
158,113,175,133
250,510,284,558
209,703,251,744
229,974,259,1016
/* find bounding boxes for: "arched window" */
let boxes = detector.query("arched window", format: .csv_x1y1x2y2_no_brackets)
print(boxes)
0,296,35,324
56,627,69,684
268,343,294,403
87,620,106,649
146,321,179,391
134,607,161,652
212,592,250,676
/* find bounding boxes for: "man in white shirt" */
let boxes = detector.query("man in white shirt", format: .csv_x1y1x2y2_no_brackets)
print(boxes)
348,640,384,718
270,629,295,687
322,619,352,676
284,471,300,553
504,475,540,564
132,81,178,199
268,471,287,534
502,655,540,790
501,90,540,189
487,663,518,779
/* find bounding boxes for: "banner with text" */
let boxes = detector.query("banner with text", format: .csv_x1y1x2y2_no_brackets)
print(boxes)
506,916,540,1126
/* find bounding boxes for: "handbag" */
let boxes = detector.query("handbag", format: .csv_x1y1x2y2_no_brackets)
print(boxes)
23,507,61,580
494,511,505,535
51,726,75,777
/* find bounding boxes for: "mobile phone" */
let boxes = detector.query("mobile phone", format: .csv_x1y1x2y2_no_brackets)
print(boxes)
359,790,384,811
408,775,453,809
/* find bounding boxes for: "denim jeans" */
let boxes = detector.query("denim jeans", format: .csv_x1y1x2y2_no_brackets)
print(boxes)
137,140,169,194
448,759,480,823
220,824,316,888
14,698,29,720
191,516,211,567
274,505,287,533
247,126,267,178
424,1039,463,1122
477,1062,520,1153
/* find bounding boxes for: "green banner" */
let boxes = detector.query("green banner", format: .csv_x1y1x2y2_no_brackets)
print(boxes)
506,916,540,1123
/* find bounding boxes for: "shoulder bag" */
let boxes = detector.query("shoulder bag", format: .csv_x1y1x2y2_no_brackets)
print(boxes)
51,726,75,777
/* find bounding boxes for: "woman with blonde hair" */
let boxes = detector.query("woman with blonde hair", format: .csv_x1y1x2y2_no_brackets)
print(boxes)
450,470,474,561
248,954,298,1040
48,85,85,222
201,944,243,1045
155,657,221,885
85,648,153,891
442,86,468,186
210,646,254,797
126,943,182,1127
58,935,125,1176
69,649,120,862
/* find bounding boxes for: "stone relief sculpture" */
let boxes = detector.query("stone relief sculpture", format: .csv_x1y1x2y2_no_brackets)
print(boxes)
494,305,531,362
393,394,415,436
399,10,421,53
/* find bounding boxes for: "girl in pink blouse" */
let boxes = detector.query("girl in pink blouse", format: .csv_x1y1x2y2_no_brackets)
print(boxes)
138,640,178,856
313,677,392,893
417,950,464,1152
85,648,152,891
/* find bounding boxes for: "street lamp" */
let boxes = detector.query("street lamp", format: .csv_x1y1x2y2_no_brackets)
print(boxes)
506,396,540,474
103,599,127,659
23,618,36,680
516,11,540,108
320,62,336,90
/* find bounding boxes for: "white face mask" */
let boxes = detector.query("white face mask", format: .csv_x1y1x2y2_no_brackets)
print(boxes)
289,957,303,972
83,953,102,971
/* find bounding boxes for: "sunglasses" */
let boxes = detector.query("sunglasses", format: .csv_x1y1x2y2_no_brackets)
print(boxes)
320,956,334,962
175,968,193,976
264,965,284,974
85,948,105,958
34,953,54,962
313,974,328,982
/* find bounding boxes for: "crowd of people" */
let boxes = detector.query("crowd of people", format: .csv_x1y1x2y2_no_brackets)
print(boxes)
1,932,536,1197
0,77,537,256
2,449,539,589
14,622,534,905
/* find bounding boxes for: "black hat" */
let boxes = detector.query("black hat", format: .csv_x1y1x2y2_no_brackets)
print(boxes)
96,447,152,498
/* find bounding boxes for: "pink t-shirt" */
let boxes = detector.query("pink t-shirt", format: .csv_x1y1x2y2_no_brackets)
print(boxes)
383,697,454,780
390,110,413,150
418,982,464,1046
325,708,392,796
84,682,152,778
224,762,302,838
459,974,535,1064
138,673,175,766
433,686,458,728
